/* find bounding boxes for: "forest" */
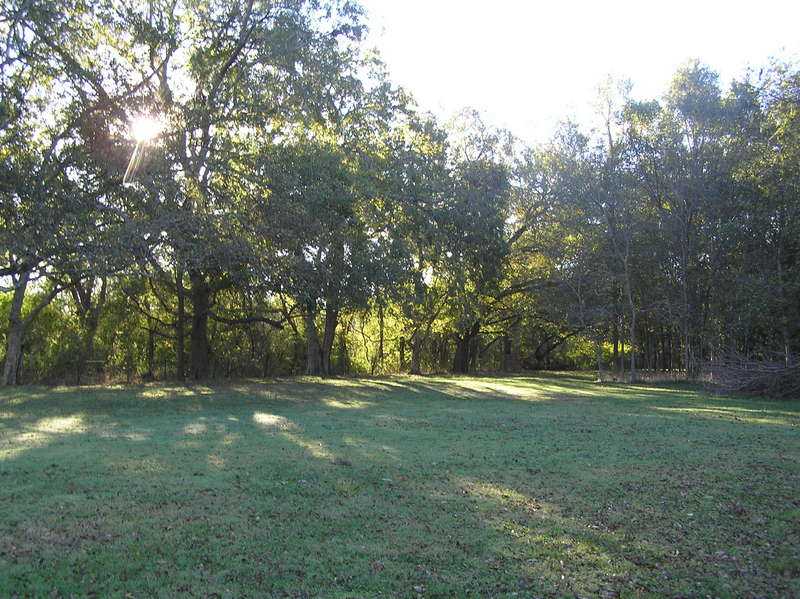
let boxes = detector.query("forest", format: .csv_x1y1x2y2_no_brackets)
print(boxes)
1,0,798,390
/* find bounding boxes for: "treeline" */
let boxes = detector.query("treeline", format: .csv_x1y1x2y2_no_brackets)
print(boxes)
1,0,797,385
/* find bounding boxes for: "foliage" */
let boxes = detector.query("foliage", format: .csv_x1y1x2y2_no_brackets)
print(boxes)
0,0,798,384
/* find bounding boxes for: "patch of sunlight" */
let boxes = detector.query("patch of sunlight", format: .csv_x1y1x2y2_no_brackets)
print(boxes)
465,480,532,504
140,388,179,399
229,384,280,400
313,378,363,387
139,385,214,399
321,397,374,409
459,380,557,399
220,432,241,446
281,432,333,460
437,378,593,401
207,454,225,469
183,421,208,435
651,406,798,426
37,415,85,433
253,412,297,431
1,415,88,460
185,385,215,394
457,478,561,519
227,416,239,422
529,383,601,397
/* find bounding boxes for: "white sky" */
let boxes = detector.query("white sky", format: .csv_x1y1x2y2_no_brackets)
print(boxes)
360,0,800,144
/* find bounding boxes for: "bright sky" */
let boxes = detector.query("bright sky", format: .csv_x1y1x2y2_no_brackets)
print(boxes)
360,0,800,144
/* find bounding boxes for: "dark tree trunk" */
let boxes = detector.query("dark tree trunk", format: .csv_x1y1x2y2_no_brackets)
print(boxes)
321,306,338,376
337,317,350,375
304,308,323,376
145,320,155,380
410,337,422,375
377,303,385,373
73,277,107,385
453,335,469,374
452,323,480,374
453,322,480,374
438,336,449,371
175,269,186,380
469,333,479,372
188,270,211,379
501,335,512,371
2,272,29,386
399,336,406,372
594,337,604,380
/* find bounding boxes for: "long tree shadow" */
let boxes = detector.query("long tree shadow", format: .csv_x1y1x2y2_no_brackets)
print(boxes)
0,376,798,597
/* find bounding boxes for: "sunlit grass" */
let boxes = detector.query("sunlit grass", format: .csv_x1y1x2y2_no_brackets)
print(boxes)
0,373,797,598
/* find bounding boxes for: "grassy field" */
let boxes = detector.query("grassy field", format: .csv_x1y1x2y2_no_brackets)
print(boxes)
0,374,798,598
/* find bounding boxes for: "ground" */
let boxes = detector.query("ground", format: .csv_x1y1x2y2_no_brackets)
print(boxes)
0,374,798,598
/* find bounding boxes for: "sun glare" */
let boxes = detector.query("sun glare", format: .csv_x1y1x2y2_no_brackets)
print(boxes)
130,115,163,143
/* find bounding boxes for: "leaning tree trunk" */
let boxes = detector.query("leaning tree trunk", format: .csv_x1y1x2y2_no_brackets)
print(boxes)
188,270,211,379
2,271,30,386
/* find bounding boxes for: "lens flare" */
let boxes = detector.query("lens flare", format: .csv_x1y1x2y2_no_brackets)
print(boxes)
130,115,164,143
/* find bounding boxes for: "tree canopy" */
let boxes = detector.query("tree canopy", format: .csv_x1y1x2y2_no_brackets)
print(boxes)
1,1,797,391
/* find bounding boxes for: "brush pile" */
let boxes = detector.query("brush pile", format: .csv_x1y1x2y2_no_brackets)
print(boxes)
705,349,800,398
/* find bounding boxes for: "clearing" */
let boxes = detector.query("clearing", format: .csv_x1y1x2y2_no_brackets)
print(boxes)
0,374,798,598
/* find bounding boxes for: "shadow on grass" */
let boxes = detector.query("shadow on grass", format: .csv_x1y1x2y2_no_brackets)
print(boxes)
0,375,798,597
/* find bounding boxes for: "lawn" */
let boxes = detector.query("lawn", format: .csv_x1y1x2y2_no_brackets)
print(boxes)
0,374,798,598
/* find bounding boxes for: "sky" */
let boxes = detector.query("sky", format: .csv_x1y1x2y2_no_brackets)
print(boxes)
359,0,800,145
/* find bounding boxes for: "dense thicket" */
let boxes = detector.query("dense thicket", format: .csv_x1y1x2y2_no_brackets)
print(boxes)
1,1,797,385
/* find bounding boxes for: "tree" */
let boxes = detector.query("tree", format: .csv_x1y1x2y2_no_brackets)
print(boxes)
626,62,731,376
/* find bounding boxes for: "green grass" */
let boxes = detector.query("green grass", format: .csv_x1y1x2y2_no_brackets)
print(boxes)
0,374,798,598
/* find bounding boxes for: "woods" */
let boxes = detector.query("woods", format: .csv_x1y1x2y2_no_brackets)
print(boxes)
1,0,798,387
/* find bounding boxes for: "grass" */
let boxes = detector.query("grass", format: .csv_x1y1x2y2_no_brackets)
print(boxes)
0,373,798,598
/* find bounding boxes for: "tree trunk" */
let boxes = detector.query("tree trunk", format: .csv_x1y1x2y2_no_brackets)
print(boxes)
501,335,512,371
409,336,422,375
188,270,211,379
145,321,155,380
469,333,479,372
321,306,338,376
453,323,480,374
399,336,406,372
175,269,186,380
337,317,350,375
72,277,107,385
304,307,323,376
627,292,637,383
2,271,29,386
438,336,449,371
452,335,470,374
